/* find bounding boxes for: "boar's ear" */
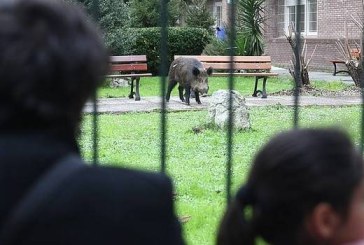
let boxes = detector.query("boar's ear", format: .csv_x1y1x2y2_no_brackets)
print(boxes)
207,67,213,76
192,67,200,76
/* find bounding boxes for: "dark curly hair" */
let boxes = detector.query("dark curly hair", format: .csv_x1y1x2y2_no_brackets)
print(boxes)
0,0,108,136
217,128,363,245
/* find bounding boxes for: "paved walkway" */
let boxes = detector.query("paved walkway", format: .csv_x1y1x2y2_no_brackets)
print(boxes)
84,69,362,114
271,66,354,83
84,95,362,114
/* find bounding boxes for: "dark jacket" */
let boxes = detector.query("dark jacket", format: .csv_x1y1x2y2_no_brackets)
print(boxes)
0,132,184,245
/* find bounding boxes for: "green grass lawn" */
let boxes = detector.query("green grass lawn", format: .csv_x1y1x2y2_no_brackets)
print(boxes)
98,76,353,98
79,105,362,245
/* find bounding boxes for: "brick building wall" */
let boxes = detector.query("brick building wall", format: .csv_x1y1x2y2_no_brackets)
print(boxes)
206,0,230,27
264,0,363,71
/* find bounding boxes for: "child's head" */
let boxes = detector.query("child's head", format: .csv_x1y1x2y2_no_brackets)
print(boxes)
217,128,364,245
0,0,108,136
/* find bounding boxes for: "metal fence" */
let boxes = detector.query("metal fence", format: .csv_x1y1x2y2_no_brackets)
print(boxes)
90,0,364,204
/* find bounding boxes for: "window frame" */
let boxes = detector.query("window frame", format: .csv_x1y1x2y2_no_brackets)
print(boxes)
283,0,317,36
213,1,223,28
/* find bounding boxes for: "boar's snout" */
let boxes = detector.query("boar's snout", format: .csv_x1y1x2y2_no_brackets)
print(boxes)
193,81,209,94
200,85,209,95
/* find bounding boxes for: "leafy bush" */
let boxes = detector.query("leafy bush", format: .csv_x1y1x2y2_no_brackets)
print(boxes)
203,33,252,56
203,0,267,56
106,27,211,74
202,38,229,55
236,0,265,55
66,0,130,33
185,0,215,35
128,0,181,28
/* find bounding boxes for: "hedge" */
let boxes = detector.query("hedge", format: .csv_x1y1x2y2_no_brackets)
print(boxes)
105,27,211,75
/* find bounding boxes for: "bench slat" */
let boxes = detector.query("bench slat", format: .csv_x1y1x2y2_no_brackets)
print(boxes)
107,55,151,101
174,55,277,98
110,64,148,72
202,62,273,70
175,55,272,62
105,73,152,78
211,72,278,77
110,55,147,63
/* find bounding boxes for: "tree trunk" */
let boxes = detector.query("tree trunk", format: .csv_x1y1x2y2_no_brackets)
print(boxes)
301,67,310,86
346,60,362,87
288,65,310,87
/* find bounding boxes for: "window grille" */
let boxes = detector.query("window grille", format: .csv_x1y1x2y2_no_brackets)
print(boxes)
90,0,364,204
278,0,317,36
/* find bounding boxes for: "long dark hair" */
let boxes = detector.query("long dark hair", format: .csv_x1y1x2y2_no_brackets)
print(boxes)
217,128,363,245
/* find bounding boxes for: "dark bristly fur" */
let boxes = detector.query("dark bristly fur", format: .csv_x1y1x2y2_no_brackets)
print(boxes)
166,57,212,105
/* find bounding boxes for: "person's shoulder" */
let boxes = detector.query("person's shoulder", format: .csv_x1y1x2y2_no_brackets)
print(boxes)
48,164,176,218
23,165,184,245
92,164,168,182
74,164,172,195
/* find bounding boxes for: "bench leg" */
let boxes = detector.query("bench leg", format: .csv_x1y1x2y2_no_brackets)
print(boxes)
252,76,268,98
333,62,337,76
332,62,350,76
128,78,135,99
262,77,267,98
135,77,140,101
252,77,259,97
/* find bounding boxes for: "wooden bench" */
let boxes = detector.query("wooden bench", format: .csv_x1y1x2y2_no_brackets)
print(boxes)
106,55,152,101
331,49,360,76
174,55,278,98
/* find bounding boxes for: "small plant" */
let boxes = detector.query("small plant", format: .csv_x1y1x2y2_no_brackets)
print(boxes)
202,38,229,55
185,0,215,35
336,4,363,87
285,22,317,87
128,0,180,28
236,0,265,56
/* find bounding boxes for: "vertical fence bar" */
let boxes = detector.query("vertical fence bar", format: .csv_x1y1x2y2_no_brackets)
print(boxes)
91,0,100,166
360,30,364,154
226,0,237,204
293,0,302,129
92,92,99,166
159,0,168,173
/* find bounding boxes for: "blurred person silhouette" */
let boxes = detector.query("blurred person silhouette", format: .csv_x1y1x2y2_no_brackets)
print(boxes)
0,0,184,244
217,128,364,245
216,26,226,41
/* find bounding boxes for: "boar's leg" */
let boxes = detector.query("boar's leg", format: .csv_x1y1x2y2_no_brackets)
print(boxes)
178,86,185,102
184,88,195,99
194,91,201,104
166,79,177,102
190,88,195,98
184,85,191,105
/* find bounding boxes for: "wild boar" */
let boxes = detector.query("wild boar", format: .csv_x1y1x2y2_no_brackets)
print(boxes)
166,57,213,105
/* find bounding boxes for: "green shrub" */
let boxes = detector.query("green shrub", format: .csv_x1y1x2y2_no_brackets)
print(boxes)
236,0,265,55
106,27,211,74
66,0,130,33
203,0,267,57
203,33,252,56
185,0,215,35
202,38,229,55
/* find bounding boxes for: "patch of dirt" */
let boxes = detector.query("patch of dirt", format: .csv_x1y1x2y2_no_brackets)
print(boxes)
271,85,362,97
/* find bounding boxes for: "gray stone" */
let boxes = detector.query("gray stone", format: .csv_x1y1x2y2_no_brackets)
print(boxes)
110,78,130,88
207,90,251,130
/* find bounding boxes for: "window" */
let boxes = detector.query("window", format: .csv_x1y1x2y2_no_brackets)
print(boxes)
278,0,317,36
214,1,222,28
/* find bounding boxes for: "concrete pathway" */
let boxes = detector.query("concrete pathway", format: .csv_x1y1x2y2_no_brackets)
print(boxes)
271,66,354,83
84,95,362,114
84,69,362,114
